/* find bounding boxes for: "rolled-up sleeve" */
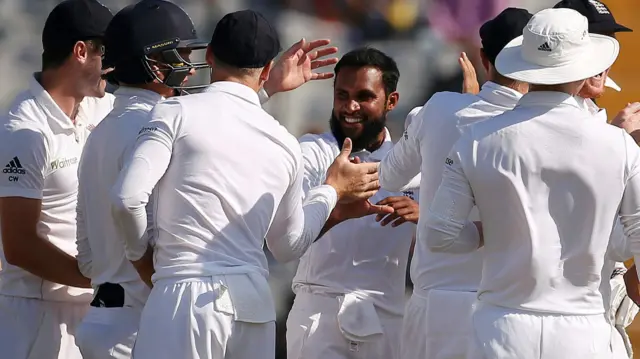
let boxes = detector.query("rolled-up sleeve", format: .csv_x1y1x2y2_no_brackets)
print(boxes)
110,100,181,261
379,107,423,192
425,139,479,253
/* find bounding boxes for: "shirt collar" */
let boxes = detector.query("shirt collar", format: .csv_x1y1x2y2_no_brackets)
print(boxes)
29,73,75,131
575,97,608,123
203,81,261,107
516,91,583,110
476,81,523,108
113,86,165,108
349,128,393,163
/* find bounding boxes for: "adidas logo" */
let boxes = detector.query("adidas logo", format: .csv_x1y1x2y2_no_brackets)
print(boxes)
3,157,25,175
537,42,552,52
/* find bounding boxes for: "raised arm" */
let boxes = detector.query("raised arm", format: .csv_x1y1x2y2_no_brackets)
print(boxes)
265,138,381,262
378,107,423,192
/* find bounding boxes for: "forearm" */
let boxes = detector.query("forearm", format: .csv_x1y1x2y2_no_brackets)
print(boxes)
76,237,92,278
316,214,341,241
112,201,149,261
131,247,154,288
10,234,90,288
426,219,481,253
379,153,420,192
267,185,338,262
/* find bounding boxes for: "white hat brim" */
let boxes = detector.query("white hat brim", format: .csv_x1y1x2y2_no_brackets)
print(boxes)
495,34,620,85
605,76,621,91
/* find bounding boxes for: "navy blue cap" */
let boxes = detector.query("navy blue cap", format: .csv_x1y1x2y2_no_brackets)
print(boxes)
210,10,281,69
480,8,533,65
104,0,206,67
42,0,113,53
554,0,632,34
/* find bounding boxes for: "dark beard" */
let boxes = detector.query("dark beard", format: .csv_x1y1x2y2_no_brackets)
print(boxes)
329,112,386,152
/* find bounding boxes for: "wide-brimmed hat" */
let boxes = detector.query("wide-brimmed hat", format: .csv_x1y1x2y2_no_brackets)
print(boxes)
495,8,619,85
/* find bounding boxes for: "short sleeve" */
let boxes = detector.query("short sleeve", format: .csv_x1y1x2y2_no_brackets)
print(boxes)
0,127,48,199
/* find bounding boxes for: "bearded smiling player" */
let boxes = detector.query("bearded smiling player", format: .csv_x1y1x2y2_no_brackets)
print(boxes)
285,47,420,359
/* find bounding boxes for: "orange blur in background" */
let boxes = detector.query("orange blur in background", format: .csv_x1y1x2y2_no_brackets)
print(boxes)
600,2,640,356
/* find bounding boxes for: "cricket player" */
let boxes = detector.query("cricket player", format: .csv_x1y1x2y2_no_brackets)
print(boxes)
285,47,420,359
458,5,640,356
74,1,209,358
109,9,380,359
378,8,531,359
424,8,638,358
0,1,114,358
75,2,340,358
552,2,639,356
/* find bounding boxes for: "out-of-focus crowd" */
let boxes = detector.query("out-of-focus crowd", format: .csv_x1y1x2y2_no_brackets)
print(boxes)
0,0,556,139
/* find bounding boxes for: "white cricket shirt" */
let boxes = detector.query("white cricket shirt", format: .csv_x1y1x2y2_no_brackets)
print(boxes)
379,81,522,293
0,74,114,302
292,130,419,316
76,87,162,307
425,91,640,315
109,81,337,322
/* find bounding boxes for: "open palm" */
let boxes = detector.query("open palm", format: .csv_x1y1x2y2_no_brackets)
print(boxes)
264,38,339,95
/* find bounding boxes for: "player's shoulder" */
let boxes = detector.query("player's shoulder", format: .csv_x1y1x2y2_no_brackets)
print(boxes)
404,106,423,130
80,93,115,118
0,90,50,139
418,91,479,126
425,91,478,110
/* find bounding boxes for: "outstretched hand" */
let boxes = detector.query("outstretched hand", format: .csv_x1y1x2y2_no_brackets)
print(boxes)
325,138,380,203
459,52,480,95
263,38,338,96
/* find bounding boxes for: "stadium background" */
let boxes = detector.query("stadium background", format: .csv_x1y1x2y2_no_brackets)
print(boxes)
0,0,637,357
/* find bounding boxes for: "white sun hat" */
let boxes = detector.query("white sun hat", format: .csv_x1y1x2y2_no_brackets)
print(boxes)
495,8,620,85
605,76,621,91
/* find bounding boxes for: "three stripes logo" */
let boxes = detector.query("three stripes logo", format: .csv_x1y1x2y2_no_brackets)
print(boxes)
537,42,552,52
3,157,25,175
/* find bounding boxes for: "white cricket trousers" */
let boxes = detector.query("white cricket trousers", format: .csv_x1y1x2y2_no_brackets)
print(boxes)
467,301,614,359
0,294,88,359
132,277,275,359
75,306,142,359
401,289,477,359
286,291,402,359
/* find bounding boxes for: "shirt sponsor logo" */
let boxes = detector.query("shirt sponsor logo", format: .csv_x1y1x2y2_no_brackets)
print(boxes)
138,127,158,135
50,157,78,170
445,157,454,166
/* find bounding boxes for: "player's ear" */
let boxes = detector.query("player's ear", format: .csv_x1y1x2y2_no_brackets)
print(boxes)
386,91,399,111
259,61,274,84
205,45,215,67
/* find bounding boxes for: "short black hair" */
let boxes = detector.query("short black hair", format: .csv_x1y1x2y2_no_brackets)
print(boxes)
41,38,102,71
41,49,71,71
334,47,399,96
